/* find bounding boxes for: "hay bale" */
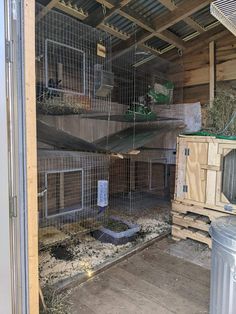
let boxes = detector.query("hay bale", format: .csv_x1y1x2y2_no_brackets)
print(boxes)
205,87,236,136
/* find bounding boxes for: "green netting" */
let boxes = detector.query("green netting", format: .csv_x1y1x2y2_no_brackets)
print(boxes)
183,131,236,141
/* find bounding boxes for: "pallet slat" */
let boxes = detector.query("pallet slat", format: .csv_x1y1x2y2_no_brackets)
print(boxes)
171,200,233,248
172,224,212,248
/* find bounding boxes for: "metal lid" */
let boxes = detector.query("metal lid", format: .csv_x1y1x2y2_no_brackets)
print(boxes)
210,216,236,251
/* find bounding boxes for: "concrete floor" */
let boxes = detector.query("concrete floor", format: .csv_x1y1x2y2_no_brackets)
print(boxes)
70,238,210,314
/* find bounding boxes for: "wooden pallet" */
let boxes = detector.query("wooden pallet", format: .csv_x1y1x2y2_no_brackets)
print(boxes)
172,224,212,248
172,200,231,221
171,200,235,248
172,212,210,232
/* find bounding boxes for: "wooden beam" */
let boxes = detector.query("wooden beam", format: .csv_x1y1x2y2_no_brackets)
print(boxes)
96,0,132,27
96,0,185,49
165,25,227,60
209,41,215,105
158,0,205,33
55,1,88,20
184,17,205,33
24,1,39,313
153,0,212,32
87,0,132,27
36,0,59,22
120,8,186,48
98,23,130,40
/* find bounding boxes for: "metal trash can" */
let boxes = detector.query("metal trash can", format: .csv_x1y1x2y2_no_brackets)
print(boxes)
210,216,236,314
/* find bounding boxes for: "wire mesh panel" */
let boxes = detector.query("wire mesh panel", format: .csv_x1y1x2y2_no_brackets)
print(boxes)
36,3,113,115
45,39,86,95
38,150,110,247
111,46,183,112
109,151,170,213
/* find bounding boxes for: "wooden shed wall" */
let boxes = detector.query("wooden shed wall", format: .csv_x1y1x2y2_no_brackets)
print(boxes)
180,33,236,105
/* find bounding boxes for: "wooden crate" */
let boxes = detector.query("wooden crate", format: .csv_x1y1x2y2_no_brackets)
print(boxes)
175,135,236,212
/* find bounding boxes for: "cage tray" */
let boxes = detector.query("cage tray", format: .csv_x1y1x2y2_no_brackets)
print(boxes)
91,216,140,245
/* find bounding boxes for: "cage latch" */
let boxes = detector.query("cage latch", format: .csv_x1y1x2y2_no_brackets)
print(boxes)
38,188,47,197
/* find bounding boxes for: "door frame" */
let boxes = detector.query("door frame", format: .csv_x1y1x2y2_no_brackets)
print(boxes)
0,0,38,313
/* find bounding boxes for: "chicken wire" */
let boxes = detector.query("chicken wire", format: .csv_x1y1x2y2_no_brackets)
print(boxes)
38,150,110,247
36,3,113,115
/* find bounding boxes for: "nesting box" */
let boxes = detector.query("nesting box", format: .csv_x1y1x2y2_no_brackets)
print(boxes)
175,135,236,213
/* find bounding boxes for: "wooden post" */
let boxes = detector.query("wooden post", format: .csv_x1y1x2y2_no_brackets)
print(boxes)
209,41,216,106
24,1,39,313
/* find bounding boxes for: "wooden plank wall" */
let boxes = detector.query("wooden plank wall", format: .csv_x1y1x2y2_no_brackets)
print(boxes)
180,33,236,105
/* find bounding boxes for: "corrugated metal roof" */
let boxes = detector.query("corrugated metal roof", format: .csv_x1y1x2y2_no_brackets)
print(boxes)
145,37,169,50
191,5,217,28
168,20,195,39
106,13,137,35
127,0,169,22
38,0,220,55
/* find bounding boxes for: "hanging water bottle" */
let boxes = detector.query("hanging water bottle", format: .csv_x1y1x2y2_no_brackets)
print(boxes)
97,180,108,214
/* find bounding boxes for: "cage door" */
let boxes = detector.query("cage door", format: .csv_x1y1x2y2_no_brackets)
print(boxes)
45,169,83,218
185,142,208,203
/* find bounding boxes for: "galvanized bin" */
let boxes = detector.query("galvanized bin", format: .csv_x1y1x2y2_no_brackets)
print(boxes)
210,216,236,314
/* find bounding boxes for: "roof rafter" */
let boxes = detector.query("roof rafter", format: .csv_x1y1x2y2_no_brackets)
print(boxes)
165,25,227,60
112,0,213,59
153,0,212,32
96,0,186,49
36,0,59,22
158,0,205,33
86,0,132,27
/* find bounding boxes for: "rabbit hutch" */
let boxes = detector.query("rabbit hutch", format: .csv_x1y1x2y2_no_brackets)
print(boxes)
172,135,236,247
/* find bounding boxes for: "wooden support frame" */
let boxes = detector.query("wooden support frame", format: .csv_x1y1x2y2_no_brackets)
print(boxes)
209,41,216,105
113,0,211,55
166,25,227,60
55,1,88,20
153,0,212,32
158,0,205,33
24,0,39,313
96,0,186,51
36,0,59,22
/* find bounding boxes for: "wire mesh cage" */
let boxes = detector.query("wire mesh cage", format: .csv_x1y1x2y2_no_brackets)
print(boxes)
109,150,174,213
38,150,110,247
110,45,184,121
36,3,113,115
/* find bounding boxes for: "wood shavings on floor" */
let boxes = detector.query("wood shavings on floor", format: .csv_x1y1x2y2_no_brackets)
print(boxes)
39,208,170,288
